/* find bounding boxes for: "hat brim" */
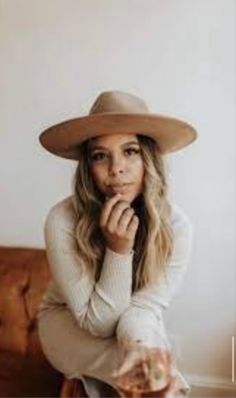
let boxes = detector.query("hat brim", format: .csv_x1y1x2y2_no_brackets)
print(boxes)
39,113,197,160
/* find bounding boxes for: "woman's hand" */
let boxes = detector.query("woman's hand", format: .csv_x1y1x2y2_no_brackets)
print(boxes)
111,341,183,397
99,193,139,254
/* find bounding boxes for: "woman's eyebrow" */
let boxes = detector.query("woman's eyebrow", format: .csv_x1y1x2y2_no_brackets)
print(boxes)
90,140,139,152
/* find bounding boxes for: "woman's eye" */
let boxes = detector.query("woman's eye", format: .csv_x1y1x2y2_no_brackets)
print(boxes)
125,148,140,155
91,153,106,161
91,148,139,161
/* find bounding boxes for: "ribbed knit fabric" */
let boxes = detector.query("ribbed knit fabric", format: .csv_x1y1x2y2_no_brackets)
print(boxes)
37,195,193,397
38,196,135,338
116,200,193,348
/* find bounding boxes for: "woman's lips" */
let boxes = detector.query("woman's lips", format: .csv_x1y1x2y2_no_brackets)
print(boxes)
108,184,132,194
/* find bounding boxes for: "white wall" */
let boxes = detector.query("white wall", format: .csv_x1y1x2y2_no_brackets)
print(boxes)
1,0,235,391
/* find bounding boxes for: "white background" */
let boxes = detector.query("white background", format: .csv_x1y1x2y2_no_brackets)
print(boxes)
0,0,235,388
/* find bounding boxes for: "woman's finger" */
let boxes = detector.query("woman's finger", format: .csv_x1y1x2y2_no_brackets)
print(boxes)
112,350,142,377
116,207,135,234
107,202,133,232
126,214,139,238
100,193,122,226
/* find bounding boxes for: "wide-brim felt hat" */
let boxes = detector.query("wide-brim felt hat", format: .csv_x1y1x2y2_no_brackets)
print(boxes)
39,90,198,160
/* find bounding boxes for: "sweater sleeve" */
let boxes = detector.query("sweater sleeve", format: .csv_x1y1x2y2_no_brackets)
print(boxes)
116,203,194,348
44,196,134,338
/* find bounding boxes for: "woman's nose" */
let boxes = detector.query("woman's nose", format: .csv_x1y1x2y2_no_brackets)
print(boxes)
108,156,125,175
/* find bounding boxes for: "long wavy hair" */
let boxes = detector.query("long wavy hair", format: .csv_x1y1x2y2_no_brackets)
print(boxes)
71,134,174,293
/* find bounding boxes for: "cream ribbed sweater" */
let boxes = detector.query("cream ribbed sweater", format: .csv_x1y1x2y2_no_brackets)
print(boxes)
38,195,193,349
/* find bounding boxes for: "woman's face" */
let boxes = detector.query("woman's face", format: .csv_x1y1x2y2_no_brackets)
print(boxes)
88,133,144,203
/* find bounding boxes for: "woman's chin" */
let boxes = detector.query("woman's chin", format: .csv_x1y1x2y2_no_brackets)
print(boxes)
104,191,139,204
118,192,134,203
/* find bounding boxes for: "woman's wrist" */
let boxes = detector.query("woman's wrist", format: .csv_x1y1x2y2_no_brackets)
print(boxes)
106,245,134,256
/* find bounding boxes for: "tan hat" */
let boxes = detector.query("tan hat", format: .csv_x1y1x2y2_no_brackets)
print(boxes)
39,90,198,160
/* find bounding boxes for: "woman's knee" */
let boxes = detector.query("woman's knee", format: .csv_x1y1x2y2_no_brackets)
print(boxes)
116,307,170,350
38,310,120,378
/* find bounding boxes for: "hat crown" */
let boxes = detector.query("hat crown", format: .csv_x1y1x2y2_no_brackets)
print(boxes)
89,90,150,115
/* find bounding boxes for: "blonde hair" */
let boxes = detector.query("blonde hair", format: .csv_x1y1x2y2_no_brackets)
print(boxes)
72,134,174,293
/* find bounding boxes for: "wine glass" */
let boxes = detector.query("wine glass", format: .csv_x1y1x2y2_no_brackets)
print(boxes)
111,340,177,397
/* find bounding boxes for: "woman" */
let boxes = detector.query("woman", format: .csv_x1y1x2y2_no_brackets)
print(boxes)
37,90,197,397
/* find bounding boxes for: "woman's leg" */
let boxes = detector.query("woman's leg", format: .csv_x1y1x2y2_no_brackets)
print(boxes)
37,305,191,396
37,305,121,387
